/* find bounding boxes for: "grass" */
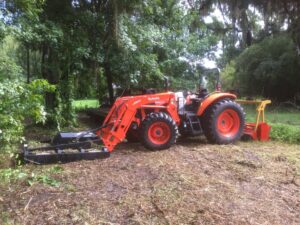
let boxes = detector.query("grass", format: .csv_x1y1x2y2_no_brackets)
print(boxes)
244,105,300,127
72,99,99,110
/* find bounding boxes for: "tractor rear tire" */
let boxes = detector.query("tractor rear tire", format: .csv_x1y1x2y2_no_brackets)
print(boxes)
201,99,245,144
141,112,178,150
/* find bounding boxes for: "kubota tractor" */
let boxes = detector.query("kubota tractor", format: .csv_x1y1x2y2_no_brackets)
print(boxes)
23,91,245,164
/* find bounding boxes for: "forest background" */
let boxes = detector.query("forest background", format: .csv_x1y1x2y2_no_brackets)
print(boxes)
1,0,300,151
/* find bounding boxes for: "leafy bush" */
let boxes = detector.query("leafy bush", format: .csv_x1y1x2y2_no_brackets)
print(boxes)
0,36,22,81
233,35,300,101
0,79,55,151
220,60,237,91
270,123,300,144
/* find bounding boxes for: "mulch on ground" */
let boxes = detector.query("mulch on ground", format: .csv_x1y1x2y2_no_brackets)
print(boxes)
1,138,300,225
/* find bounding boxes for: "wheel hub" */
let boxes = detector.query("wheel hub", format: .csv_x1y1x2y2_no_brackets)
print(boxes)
217,109,240,137
148,122,171,145
155,129,162,136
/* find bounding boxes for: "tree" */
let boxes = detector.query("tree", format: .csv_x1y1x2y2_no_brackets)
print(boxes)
234,35,300,101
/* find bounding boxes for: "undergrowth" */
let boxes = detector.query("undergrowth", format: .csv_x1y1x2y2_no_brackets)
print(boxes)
0,165,63,187
270,123,300,144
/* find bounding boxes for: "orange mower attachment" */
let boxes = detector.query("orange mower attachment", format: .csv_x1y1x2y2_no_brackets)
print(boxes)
236,100,271,141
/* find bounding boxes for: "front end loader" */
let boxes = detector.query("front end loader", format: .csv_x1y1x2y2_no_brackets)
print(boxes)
23,91,246,164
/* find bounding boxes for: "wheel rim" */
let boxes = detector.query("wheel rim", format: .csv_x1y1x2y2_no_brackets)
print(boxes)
217,109,240,137
148,122,171,145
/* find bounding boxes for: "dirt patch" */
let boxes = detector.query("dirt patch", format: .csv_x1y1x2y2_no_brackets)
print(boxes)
1,139,300,225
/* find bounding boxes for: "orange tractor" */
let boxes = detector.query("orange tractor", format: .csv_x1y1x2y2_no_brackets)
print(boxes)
23,91,246,164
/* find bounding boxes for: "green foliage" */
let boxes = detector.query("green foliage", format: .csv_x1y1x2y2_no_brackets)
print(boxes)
58,74,76,126
0,79,55,151
2,0,221,125
270,124,300,144
0,36,22,81
0,20,6,42
220,60,236,90
5,0,45,19
105,1,219,90
1,0,300,140
72,99,100,111
234,35,300,101
27,173,61,187
47,165,63,173
0,168,27,182
0,165,63,187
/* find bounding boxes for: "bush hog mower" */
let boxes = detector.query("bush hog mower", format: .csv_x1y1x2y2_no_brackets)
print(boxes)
236,99,271,141
23,91,247,164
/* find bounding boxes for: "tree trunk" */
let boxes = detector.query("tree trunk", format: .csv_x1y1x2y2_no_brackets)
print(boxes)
239,7,253,48
230,1,239,45
104,61,114,104
112,0,119,47
41,44,58,111
94,60,102,104
26,46,30,83
264,1,272,34
102,0,119,105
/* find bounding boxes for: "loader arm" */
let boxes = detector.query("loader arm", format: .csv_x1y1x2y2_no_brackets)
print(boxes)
97,92,179,152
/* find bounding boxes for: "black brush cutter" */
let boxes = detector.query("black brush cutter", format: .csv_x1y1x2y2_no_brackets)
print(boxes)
22,129,110,164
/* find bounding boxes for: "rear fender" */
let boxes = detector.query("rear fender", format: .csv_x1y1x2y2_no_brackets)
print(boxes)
196,93,236,116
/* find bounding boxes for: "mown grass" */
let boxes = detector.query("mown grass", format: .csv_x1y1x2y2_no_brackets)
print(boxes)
72,99,99,110
243,105,300,144
244,105,300,127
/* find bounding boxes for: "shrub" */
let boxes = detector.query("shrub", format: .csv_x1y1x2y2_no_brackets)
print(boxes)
235,35,300,101
270,123,300,144
0,79,55,152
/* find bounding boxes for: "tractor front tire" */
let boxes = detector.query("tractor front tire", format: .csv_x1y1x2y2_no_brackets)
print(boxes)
141,112,178,150
201,99,245,144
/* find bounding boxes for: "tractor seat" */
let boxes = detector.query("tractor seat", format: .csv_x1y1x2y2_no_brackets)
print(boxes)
184,97,203,112
176,91,208,114
185,89,209,112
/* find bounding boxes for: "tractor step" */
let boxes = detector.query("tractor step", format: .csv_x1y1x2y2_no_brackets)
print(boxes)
187,115,202,136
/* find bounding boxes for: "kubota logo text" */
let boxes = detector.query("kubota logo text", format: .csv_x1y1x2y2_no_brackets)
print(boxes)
148,97,160,101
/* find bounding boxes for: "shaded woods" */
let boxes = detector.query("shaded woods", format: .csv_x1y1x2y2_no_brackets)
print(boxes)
0,0,300,149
